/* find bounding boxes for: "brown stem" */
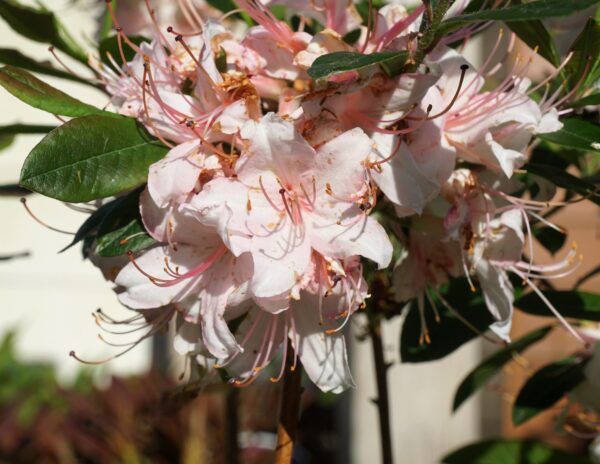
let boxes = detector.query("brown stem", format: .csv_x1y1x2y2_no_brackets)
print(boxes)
224,387,240,464
274,342,303,464
369,316,393,464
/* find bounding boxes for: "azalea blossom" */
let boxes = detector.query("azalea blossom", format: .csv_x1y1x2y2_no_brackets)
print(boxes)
188,113,392,304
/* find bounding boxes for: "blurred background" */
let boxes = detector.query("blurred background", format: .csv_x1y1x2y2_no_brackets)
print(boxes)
0,1,598,463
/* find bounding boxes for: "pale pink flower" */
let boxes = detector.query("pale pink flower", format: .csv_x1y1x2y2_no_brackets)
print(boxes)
187,113,392,304
115,190,253,358
426,47,563,177
218,254,367,392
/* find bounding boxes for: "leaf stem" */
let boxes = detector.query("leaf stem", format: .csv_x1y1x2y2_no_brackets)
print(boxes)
274,342,303,464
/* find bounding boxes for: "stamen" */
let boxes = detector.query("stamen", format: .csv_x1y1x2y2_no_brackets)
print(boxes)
428,65,469,120
510,266,585,345
20,198,74,235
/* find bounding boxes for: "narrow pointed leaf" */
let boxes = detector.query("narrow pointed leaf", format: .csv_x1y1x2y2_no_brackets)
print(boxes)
526,162,600,206
536,118,600,153
453,326,553,411
516,291,600,320
565,18,600,94
513,356,587,426
507,20,561,67
0,66,108,117
307,51,409,80
20,115,168,202
569,93,600,108
440,0,600,35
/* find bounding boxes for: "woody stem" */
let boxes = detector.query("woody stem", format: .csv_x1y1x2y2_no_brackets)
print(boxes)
274,342,303,464
369,314,393,464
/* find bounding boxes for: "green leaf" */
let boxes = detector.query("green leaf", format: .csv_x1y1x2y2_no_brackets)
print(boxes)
95,188,155,257
96,219,155,257
441,0,600,34
516,291,600,320
98,35,148,72
532,226,566,255
20,115,168,202
60,202,115,253
536,118,600,153
507,20,561,67
206,0,238,13
443,439,592,464
525,162,600,206
453,326,553,411
565,18,600,94
513,356,587,426
0,0,86,63
0,48,88,84
0,66,108,117
401,279,495,363
569,93,600,108
307,51,409,80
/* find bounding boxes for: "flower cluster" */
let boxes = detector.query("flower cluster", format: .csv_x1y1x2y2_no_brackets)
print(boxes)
89,0,579,392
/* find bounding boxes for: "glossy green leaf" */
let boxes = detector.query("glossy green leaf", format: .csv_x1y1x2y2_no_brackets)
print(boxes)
513,356,587,426
0,49,87,83
453,326,553,411
307,51,409,80
536,118,600,153
0,66,108,117
516,291,600,320
20,115,168,202
525,163,600,206
441,0,600,34
443,439,592,464
0,0,86,63
565,18,600,94
401,279,494,363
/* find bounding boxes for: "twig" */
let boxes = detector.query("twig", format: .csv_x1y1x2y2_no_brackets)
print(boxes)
274,342,303,464
225,387,240,464
368,315,394,464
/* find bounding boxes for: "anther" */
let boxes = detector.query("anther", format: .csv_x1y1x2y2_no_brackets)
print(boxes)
167,26,174,33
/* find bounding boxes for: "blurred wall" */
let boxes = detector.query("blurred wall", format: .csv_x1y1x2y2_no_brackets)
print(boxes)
0,1,151,383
